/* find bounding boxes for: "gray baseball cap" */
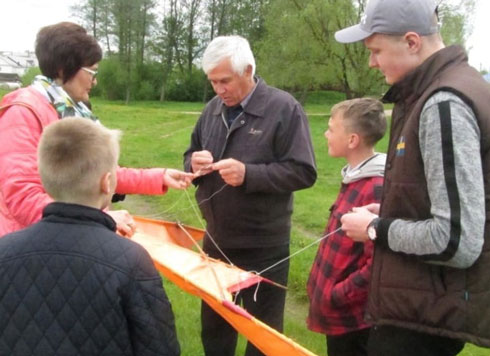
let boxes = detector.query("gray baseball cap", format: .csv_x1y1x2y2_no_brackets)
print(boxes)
335,0,439,43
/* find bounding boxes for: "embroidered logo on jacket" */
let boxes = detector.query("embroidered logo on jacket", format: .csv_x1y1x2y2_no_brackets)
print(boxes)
396,136,406,156
248,128,263,135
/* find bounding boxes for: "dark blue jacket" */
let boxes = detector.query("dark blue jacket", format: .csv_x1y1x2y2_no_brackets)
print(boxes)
0,202,180,355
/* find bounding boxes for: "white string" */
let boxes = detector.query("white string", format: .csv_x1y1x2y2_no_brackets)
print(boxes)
195,183,229,206
257,227,343,276
183,184,234,266
140,193,186,219
232,269,261,303
183,187,207,230
139,183,228,219
253,278,261,302
154,181,338,295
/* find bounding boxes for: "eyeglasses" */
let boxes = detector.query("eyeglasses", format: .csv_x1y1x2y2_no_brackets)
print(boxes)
81,67,98,80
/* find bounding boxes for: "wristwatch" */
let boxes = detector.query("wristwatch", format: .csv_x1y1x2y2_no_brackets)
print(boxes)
367,217,380,241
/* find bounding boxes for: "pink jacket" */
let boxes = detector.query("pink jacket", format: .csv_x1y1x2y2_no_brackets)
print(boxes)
0,87,167,236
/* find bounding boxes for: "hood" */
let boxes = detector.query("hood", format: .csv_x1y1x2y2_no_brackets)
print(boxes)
341,153,386,184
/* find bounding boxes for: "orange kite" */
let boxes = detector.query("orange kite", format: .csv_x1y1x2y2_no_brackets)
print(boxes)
131,216,318,356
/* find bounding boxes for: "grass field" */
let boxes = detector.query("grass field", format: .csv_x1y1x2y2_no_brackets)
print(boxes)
0,88,487,355
93,96,486,356
99,97,341,355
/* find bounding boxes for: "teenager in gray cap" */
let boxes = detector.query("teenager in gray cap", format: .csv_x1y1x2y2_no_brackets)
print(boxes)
338,0,490,355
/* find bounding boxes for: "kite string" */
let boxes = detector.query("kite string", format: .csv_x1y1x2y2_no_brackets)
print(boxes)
136,181,228,220
237,227,343,303
139,192,186,219
256,227,342,277
176,221,228,301
180,182,340,293
184,184,234,266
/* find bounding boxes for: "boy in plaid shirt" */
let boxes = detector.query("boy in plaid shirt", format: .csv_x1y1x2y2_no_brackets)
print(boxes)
307,98,387,356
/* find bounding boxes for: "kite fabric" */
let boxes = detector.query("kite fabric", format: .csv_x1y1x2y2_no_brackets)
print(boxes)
131,216,318,356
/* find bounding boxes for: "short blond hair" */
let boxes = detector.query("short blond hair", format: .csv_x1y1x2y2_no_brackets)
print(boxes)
38,118,121,201
331,98,387,146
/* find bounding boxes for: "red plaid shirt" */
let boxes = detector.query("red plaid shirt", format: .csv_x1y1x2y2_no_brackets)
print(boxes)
307,176,383,335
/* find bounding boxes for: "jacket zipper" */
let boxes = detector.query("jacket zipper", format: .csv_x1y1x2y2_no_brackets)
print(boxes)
218,111,244,160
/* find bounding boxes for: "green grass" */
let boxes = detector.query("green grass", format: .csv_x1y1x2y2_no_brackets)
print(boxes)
101,97,486,356
1,89,486,355
0,88,10,98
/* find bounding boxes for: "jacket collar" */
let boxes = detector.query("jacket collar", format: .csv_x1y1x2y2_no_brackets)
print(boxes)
211,77,268,118
42,202,117,231
383,45,468,105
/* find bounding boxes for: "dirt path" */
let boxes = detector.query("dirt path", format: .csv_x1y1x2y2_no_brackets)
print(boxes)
112,194,158,217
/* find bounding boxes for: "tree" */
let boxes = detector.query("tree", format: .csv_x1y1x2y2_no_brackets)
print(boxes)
71,0,114,54
73,0,475,102
110,0,157,102
153,0,183,101
182,0,203,74
202,0,268,45
439,0,475,49
256,0,384,101
257,0,475,100
135,0,157,65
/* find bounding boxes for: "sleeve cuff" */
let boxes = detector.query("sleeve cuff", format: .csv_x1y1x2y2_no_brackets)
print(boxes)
376,218,395,249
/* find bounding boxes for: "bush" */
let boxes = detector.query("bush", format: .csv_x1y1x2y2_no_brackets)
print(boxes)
165,68,208,102
304,90,346,106
21,67,41,87
95,58,127,100
134,80,155,100
92,57,212,102
133,62,163,101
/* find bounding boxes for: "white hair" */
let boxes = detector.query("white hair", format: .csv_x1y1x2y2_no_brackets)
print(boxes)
202,35,256,76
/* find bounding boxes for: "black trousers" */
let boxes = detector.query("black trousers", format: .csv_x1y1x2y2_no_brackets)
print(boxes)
326,328,370,356
201,245,289,356
367,325,465,356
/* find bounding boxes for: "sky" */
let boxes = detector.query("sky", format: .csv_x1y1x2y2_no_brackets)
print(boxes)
1,0,489,71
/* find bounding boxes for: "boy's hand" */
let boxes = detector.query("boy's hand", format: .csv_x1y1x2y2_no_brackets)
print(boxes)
212,158,246,186
341,207,378,242
107,209,137,237
163,169,194,189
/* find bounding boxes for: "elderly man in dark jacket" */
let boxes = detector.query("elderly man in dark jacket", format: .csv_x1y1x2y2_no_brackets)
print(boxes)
184,35,317,356
0,118,180,355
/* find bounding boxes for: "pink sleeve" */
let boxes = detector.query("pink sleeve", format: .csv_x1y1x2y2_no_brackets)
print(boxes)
116,167,168,195
0,105,54,228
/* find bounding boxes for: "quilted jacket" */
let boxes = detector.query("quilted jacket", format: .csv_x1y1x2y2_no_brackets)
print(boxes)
0,202,180,355
0,87,168,236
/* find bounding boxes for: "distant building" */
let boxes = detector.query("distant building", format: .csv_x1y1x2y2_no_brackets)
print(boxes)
484,73,490,83
0,51,38,89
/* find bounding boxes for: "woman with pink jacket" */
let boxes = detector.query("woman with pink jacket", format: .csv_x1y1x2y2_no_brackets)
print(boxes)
0,22,193,237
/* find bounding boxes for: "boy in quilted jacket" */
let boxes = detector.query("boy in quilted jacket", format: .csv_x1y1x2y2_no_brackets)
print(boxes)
307,98,386,356
0,118,180,355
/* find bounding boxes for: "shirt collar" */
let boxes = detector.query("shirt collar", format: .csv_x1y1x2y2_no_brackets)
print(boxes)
240,77,258,108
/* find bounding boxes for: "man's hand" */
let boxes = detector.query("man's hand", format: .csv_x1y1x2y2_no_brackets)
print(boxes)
107,209,136,237
191,150,214,177
212,158,246,186
341,206,378,242
163,169,194,189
